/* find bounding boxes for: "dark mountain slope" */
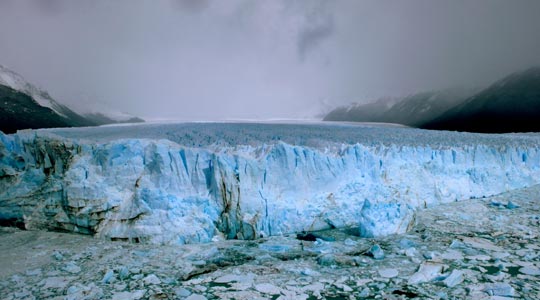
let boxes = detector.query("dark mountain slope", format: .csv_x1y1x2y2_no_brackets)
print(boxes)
323,88,473,127
0,64,145,133
83,112,145,126
422,67,540,133
323,98,398,123
0,85,90,134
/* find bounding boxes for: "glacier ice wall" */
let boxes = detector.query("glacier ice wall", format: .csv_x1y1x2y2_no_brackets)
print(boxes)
1,128,540,244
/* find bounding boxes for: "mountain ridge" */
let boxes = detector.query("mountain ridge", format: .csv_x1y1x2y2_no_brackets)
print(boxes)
0,64,144,134
422,67,540,133
324,67,540,133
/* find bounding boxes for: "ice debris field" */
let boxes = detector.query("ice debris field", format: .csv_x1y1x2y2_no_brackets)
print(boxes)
1,122,540,245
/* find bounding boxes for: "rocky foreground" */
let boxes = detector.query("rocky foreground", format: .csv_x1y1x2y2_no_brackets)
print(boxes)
1,184,540,300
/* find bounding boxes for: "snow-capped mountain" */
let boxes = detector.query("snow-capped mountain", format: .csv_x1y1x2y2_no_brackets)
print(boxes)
0,64,144,133
0,65,80,119
0,64,94,133
422,67,540,133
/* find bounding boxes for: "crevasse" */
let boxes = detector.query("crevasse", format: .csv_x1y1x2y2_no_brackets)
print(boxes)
1,128,539,245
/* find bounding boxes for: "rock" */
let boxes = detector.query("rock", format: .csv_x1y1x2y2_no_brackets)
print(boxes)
277,293,309,300
466,254,491,261
296,232,317,241
118,266,130,280
65,283,104,300
114,283,127,291
492,252,511,259
441,250,464,260
505,201,519,209
408,262,444,285
334,283,353,292
258,243,293,253
316,254,336,266
344,238,357,246
185,294,208,300
359,287,370,297
102,269,115,284
490,200,503,207
405,247,418,257
399,239,416,249
11,289,33,300
423,251,436,259
255,283,281,295
302,282,324,292
112,290,146,300
367,244,385,260
214,274,239,283
143,274,161,285
443,270,464,288
483,283,515,297
435,291,448,299
40,276,75,289
301,269,321,277
174,287,192,297
52,251,64,261
519,266,540,276
25,269,42,276
66,285,80,294
132,274,144,280
378,268,398,278
62,262,81,274
460,236,503,252
214,274,254,286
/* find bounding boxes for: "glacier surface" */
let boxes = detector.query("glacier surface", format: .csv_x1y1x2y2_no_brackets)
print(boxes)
1,122,540,244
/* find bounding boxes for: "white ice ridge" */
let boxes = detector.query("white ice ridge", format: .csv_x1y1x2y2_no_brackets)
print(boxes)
1,123,540,244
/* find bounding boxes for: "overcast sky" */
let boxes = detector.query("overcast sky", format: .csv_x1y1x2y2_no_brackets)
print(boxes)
1,0,540,120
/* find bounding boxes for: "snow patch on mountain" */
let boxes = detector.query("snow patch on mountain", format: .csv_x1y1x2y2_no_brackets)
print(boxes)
0,65,67,118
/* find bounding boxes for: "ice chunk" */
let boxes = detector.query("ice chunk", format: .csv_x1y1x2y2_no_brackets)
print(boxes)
443,269,464,287
359,200,415,237
483,283,515,297
408,262,445,285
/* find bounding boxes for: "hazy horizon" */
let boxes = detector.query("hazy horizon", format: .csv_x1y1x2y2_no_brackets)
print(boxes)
1,0,540,120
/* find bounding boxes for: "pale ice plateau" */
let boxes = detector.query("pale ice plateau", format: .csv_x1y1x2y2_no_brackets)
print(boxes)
1,122,540,245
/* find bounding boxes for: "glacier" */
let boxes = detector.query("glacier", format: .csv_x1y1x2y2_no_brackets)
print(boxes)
1,122,540,245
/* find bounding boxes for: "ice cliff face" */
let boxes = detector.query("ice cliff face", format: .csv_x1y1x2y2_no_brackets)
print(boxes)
1,124,540,245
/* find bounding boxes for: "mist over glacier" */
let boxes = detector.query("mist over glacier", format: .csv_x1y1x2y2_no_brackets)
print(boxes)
2,122,539,245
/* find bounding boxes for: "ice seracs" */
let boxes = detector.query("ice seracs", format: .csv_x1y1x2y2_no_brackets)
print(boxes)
1,122,540,245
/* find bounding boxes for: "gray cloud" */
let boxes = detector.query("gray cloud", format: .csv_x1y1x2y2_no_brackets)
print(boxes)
297,13,334,61
34,0,63,14
171,0,210,13
1,0,540,120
